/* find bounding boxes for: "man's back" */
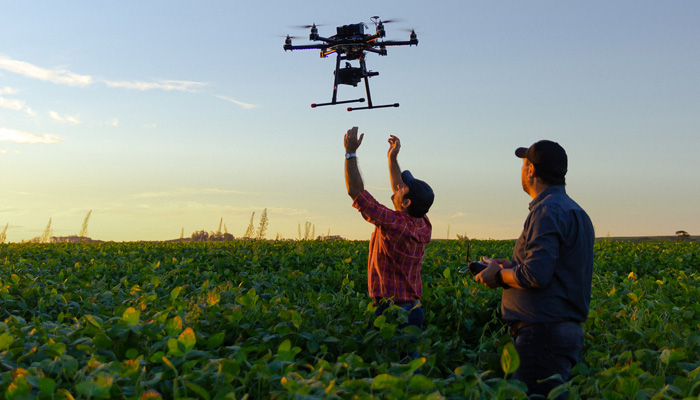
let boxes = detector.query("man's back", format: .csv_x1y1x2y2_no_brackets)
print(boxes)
503,185,594,323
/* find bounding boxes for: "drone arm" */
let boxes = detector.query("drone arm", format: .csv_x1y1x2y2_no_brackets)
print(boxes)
314,36,341,45
365,47,387,56
284,44,329,51
379,39,419,47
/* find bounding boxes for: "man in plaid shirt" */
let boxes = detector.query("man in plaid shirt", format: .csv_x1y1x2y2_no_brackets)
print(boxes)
344,126,434,353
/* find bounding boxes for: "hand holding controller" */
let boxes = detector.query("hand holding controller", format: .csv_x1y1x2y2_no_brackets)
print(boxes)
468,261,488,276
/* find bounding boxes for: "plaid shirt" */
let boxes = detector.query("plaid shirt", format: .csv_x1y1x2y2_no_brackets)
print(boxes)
352,190,432,302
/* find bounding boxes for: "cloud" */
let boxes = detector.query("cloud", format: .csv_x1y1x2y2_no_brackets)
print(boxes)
0,97,24,111
0,127,63,144
449,212,467,219
214,95,257,109
0,55,208,93
0,87,17,95
0,55,93,86
110,118,119,127
131,187,256,199
0,94,38,117
103,79,209,92
49,111,80,124
0,88,37,116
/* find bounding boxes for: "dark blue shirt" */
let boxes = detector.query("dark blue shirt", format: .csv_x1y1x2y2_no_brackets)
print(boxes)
502,186,595,324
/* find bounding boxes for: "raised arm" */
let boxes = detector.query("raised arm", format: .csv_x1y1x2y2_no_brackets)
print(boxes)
387,135,404,194
344,126,364,200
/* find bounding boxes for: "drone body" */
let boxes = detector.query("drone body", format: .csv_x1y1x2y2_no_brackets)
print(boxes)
284,17,418,111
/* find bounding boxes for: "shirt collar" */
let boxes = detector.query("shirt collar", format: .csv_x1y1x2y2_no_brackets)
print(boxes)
529,185,566,210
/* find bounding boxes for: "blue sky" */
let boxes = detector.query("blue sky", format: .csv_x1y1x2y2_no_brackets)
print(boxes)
1,1,699,242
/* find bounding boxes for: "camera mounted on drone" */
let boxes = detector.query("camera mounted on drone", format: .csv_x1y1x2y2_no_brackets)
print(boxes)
283,16,418,111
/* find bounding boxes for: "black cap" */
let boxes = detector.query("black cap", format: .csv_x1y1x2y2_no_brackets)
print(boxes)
515,140,567,184
401,170,434,218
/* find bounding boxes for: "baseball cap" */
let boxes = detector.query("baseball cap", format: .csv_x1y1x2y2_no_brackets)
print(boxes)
401,170,434,217
515,140,568,183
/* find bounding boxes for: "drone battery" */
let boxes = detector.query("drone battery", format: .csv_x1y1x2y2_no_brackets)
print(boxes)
336,23,364,38
336,66,363,86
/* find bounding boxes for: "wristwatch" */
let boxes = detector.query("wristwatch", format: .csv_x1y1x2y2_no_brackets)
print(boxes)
495,269,510,289
345,153,357,159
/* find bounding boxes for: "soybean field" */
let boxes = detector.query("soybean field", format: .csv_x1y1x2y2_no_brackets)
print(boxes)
1,239,699,399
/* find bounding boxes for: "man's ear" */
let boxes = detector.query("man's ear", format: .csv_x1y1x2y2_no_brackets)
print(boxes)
527,163,536,179
402,198,412,209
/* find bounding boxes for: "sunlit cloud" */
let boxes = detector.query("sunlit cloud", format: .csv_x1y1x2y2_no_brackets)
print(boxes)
449,212,467,218
0,127,63,144
104,80,208,92
0,55,93,86
0,97,24,111
0,88,37,116
110,118,119,127
0,87,17,95
214,95,257,109
0,55,208,93
131,188,256,199
49,111,80,124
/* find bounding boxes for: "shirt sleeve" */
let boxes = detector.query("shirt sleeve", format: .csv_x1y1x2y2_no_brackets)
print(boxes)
512,204,561,288
352,190,400,230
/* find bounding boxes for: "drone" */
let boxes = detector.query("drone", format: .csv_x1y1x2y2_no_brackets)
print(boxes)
283,16,418,111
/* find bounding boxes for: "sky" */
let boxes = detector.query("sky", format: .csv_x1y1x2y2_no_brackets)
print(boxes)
1,1,699,242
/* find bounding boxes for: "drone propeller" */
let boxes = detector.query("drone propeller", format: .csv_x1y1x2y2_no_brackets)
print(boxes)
291,23,326,29
371,16,403,24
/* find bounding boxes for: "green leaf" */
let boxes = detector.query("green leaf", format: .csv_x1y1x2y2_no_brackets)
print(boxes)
168,337,183,357
76,374,112,398
408,374,435,390
85,314,103,328
277,338,302,362
126,348,140,359
93,333,113,349
219,359,240,378
373,315,386,329
501,342,520,375
76,381,100,397
443,267,451,279
619,376,640,397
171,286,182,301
123,307,140,326
167,316,183,336
660,348,684,365
46,339,66,357
207,332,225,349
372,374,402,390
184,381,211,400
408,357,426,374
179,327,196,353
455,364,476,376
0,332,14,351
38,378,57,395
380,323,396,340
162,355,178,374
279,338,291,353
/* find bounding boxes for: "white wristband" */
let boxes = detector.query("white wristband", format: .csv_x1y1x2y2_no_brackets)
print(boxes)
345,153,357,159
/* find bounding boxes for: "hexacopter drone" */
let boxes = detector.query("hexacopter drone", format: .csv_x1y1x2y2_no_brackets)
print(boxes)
283,16,418,111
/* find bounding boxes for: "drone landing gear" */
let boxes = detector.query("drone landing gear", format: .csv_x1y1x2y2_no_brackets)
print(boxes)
311,98,365,108
311,54,399,112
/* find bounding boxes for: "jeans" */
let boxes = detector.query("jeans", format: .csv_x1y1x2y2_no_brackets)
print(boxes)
373,301,424,359
511,321,584,398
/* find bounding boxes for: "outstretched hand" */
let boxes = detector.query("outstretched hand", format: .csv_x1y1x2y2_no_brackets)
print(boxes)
387,135,401,159
344,126,364,153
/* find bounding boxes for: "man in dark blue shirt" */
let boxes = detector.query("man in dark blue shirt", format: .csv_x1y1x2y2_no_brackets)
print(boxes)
476,140,594,398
